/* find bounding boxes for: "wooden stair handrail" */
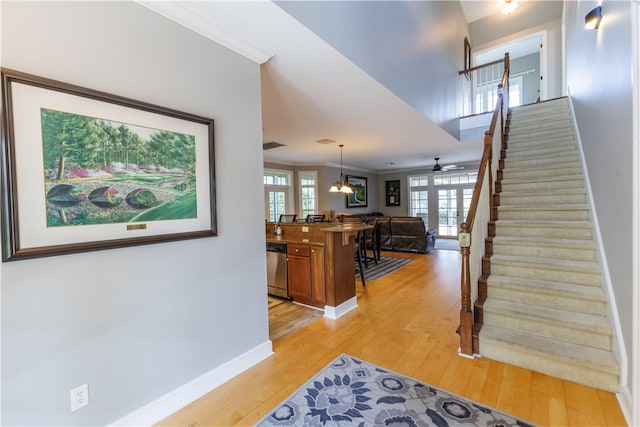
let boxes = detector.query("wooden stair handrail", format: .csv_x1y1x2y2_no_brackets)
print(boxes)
458,53,510,356
458,57,505,76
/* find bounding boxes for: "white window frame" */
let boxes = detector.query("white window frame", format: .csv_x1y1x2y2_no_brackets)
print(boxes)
264,168,294,222
298,170,318,221
408,175,429,225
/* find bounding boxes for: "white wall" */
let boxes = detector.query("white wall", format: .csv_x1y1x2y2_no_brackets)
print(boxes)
1,2,269,425
565,0,635,413
275,0,470,139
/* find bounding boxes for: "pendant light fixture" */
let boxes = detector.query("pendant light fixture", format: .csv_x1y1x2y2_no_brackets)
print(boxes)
329,144,353,194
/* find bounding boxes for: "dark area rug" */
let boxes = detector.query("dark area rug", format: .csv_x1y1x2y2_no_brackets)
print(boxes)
256,354,536,426
356,256,412,280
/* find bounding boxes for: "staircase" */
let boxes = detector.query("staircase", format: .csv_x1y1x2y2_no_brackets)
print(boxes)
478,97,619,392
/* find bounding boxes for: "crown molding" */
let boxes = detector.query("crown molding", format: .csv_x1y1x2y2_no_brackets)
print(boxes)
136,1,274,64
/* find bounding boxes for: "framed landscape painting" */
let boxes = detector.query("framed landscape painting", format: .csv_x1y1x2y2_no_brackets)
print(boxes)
346,175,367,208
0,68,216,261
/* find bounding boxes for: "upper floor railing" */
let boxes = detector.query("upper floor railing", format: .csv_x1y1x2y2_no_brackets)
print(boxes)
460,55,509,116
457,53,510,356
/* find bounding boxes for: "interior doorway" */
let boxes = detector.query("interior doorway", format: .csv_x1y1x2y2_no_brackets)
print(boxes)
474,32,546,105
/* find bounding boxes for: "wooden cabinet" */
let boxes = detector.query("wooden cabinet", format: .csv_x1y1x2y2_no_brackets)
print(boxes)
287,244,324,308
309,245,325,305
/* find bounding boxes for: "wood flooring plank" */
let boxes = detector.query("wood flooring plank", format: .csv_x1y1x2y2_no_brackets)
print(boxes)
155,250,627,427
564,381,609,426
465,356,491,402
598,389,629,426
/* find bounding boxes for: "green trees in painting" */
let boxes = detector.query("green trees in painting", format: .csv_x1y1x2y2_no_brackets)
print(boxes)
41,110,102,179
41,109,196,176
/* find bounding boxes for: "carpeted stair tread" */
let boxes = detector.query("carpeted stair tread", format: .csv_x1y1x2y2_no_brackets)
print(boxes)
492,236,597,261
503,156,580,171
498,188,586,197
498,189,586,205
508,122,573,136
510,107,570,120
492,235,596,249
506,140,577,153
494,219,594,231
490,253,601,274
506,145,578,158
509,124,572,135
500,174,584,189
489,254,601,286
479,325,619,392
504,153,579,168
480,325,618,373
506,145,577,160
498,203,589,209
486,275,607,316
494,220,594,239
502,165,583,180
497,204,591,221
483,298,612,335
510,99,569,115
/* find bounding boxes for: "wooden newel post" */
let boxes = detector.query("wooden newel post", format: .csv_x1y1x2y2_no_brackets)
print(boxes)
459,223,473,356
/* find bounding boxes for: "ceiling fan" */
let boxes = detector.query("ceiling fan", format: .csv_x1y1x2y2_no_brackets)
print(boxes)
432,157,464,172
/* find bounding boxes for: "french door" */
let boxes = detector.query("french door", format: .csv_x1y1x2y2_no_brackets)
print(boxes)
437,187,474,237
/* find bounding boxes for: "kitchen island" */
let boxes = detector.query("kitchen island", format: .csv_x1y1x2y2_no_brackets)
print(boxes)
266,222,370,319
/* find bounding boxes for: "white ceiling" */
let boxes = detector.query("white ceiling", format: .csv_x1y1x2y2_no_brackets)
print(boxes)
460,0,507,22
138,1,508,172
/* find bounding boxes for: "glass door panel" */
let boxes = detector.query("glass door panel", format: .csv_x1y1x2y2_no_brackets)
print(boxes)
438,189,458,237
267,190,286,222
462,188,473,223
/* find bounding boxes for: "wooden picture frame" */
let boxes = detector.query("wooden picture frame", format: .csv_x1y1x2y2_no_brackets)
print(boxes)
385,180,400,206
463,37,472,78
1,68,216,261
346,175,367,208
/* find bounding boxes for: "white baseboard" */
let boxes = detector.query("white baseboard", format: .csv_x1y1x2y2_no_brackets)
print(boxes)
324,297,357,319
108,340,274,426
617,383,633,426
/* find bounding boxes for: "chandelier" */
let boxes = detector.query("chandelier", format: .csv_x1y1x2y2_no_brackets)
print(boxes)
328,144,353,194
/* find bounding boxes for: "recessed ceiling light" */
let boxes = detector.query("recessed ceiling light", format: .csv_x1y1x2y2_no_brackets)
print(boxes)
315,138,336,145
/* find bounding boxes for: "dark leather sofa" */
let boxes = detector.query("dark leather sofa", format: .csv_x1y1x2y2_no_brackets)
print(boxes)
377,217,436,254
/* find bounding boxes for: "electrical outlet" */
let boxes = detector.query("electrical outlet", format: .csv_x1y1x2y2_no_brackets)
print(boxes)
302,226,309,232
70,383,89,411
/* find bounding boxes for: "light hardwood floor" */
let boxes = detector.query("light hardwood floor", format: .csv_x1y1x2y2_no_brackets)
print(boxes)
157,249,627,426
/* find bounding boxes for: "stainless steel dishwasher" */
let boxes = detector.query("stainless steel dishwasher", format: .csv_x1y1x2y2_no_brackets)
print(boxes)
266,241,288,298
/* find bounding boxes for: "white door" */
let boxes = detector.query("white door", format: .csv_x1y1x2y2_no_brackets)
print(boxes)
437,186,474,237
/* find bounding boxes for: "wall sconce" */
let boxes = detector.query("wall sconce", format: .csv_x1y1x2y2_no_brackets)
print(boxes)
501,0,518,15
585,5,603,29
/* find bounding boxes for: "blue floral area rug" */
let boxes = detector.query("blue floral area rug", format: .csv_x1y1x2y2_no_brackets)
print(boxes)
356,256,412,281
256,354,536,427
